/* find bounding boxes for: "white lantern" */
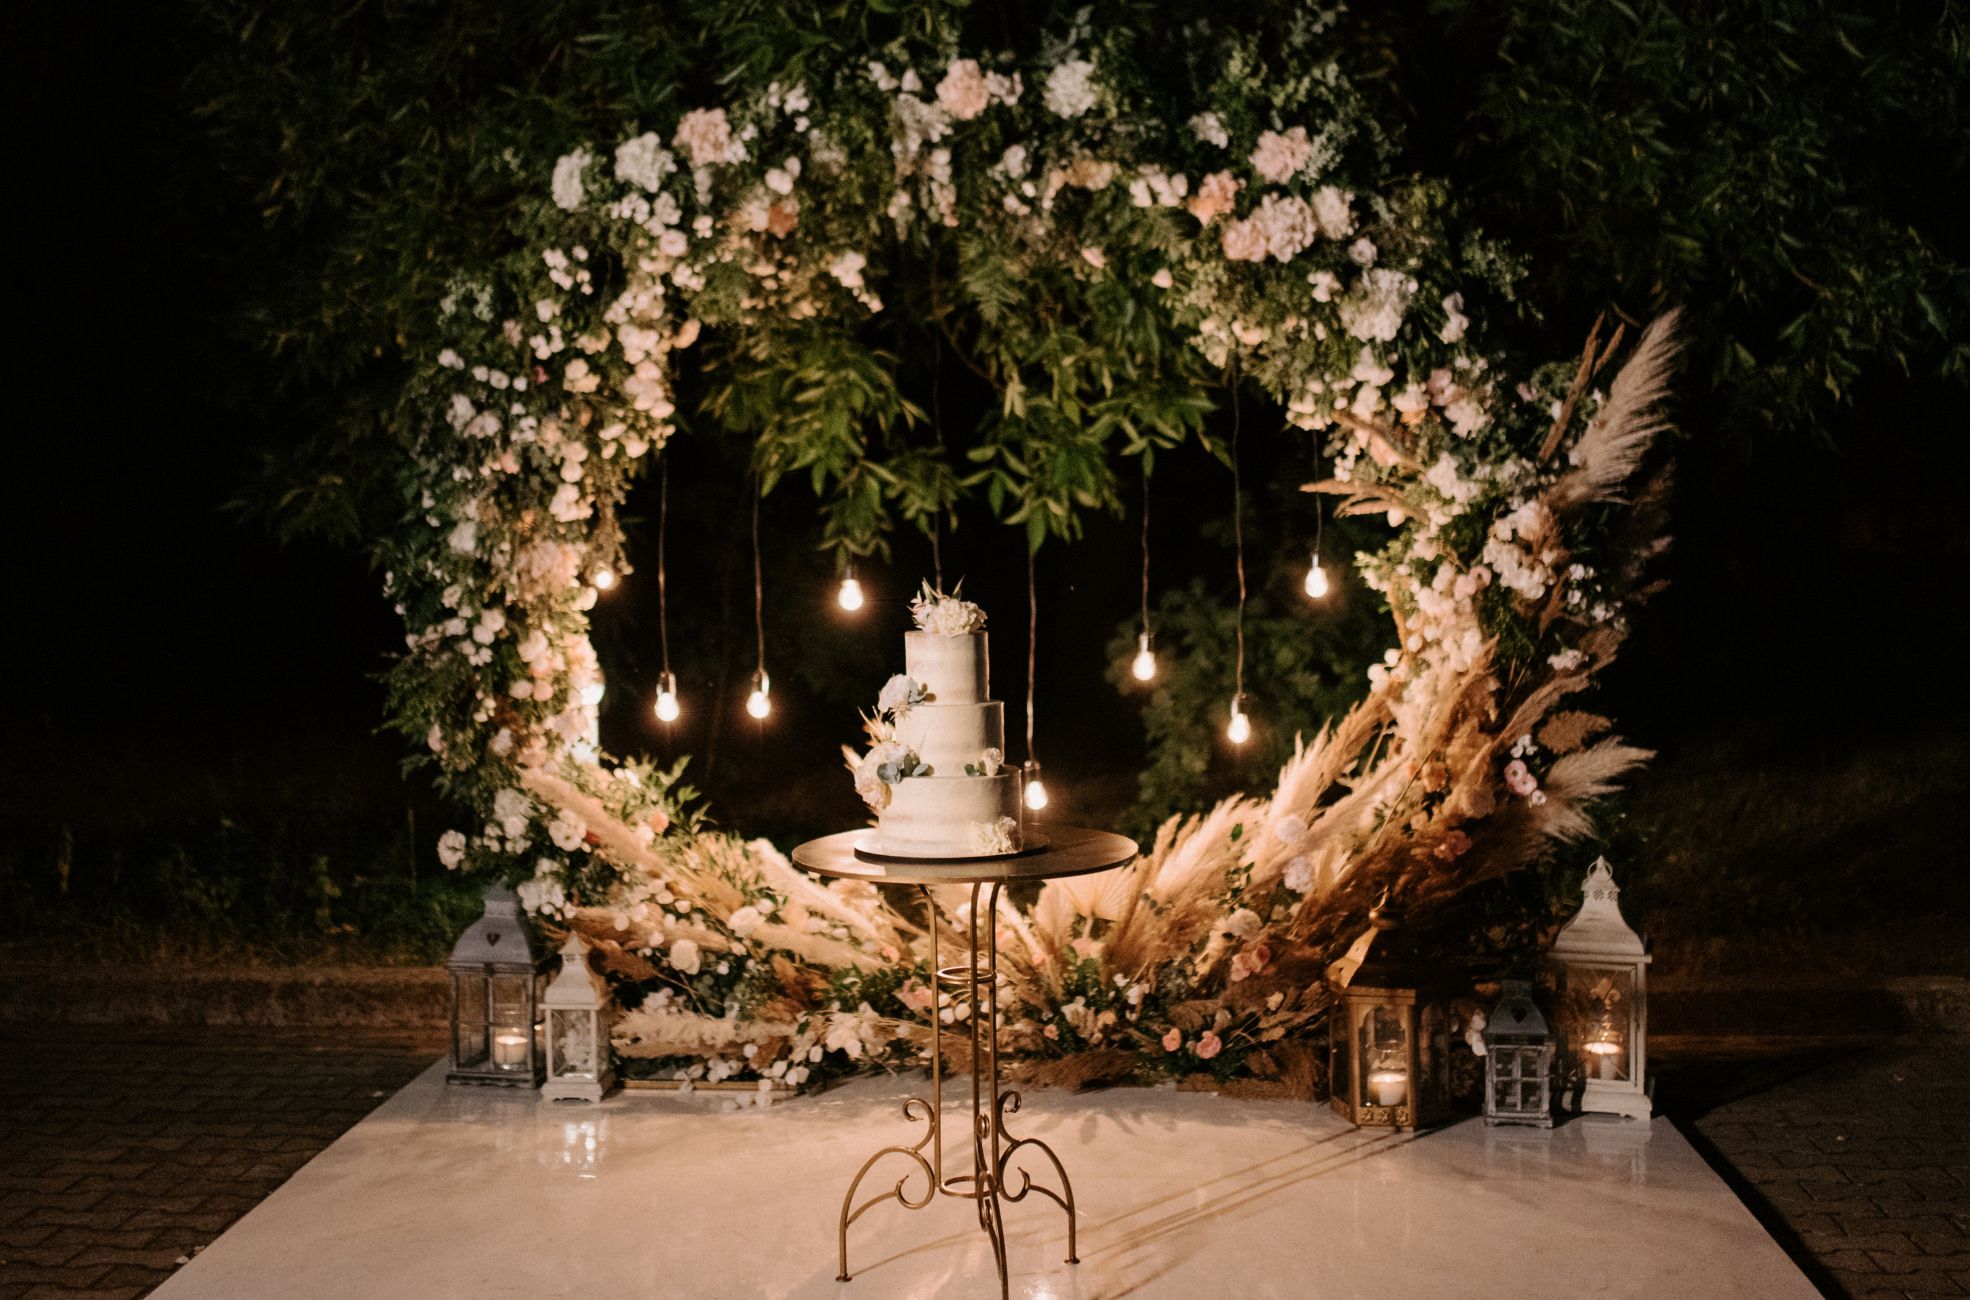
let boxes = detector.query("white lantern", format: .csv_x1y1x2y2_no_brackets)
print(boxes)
541,934,615,1102
1551,858,1652,1119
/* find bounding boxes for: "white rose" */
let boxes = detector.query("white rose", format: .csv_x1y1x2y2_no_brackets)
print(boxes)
436,830,467,870
729,905,764,936
877,674,922,715
548,810,587,851
668,938,702,975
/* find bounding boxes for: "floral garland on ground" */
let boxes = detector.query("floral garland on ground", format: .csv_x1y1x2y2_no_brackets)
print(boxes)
384,8,1678,1092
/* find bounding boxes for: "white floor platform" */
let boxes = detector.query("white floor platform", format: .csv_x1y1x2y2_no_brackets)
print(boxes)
154,1061,1814,1299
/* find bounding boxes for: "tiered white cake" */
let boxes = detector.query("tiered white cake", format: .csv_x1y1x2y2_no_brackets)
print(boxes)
852,588,1024,858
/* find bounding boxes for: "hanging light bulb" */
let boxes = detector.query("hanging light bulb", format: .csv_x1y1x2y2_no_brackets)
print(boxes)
837,564,864,612
746,669,772,719
1227,693,1252,745
653,671,680,723
593,567,617,592
1022,760,1049,812
1130,631,1157,682
1303,550,1329,600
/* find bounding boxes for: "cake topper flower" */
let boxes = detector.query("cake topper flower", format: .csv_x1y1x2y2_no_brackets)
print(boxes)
910,581,986,636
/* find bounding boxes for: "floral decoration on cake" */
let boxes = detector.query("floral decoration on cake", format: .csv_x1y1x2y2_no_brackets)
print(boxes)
877,672,929,714
910,581,986,636
851,673,933,809
967,815,1020,855
964,748,1004,777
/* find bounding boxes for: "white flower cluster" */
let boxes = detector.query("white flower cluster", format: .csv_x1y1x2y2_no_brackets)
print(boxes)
909,583,986,636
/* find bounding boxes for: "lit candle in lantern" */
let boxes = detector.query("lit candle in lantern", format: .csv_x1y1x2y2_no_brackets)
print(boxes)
1367,1068,1409,1108
492,1030,529,1069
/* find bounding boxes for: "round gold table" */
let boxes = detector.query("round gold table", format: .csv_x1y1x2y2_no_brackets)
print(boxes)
791,825,1138,1299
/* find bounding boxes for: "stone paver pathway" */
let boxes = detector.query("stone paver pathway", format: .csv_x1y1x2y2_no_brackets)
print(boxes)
1683,1037,1970,1298
0,1026,442,1299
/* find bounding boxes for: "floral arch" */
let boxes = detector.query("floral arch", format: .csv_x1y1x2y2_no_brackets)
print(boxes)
392,11,1678,1089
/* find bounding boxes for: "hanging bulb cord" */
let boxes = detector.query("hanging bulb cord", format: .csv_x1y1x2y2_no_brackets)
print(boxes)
1312,430,1325,560
1026,544,1038,762
752,470,766,674
1231,363,1246,702
1140,461,1152,639
658,457,672,677
931,340,946,592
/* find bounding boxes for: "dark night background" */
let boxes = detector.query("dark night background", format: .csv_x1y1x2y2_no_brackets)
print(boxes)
6,2,1966,965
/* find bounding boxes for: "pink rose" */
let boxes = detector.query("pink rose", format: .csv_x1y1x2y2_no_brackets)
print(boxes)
1503,759,1538,797
1196,1031,1223,1061
1161,1027,1182,1053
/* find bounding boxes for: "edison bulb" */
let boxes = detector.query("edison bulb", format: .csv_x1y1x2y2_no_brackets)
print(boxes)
746,670,772,719
1130,632,1157,682
593,568,617,591
653,672,680,723
837,577,864,611
1022,761,1049,811
1227,695,1252,745
1303,555,1329,600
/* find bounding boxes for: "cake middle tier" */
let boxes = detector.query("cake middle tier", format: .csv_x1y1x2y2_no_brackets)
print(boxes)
904,631,988,704
878,771,1023,858
890,702,1004,774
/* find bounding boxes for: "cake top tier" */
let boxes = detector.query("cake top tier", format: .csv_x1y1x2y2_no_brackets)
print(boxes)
905,631,988,703
909,582,986,637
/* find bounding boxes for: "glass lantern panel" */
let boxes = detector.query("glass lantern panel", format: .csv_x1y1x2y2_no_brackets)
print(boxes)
453,972,489,1069
489,973,535,1072
1359,1003,1411,1108
549,1008,597,1080
1330,1012,1352,1107
1576,964,1634,1083
1421,1002,1449,1109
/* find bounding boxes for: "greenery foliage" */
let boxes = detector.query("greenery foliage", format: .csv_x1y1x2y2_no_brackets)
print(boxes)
1404,0,1968,443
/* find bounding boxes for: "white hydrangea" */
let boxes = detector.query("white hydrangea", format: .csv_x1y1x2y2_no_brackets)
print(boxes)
551,149,591,211
1340,268,1416,343
1043,59,1097,118
614,133,676,191
1250,127,1314,184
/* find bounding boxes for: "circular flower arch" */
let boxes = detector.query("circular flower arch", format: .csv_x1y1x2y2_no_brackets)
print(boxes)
390,12,1678,1089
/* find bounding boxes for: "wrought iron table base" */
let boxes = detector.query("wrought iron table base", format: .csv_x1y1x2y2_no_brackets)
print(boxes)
837,881,1077,1298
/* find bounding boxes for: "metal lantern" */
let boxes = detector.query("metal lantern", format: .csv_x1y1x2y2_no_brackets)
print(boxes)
1327,909,1454,1130
541,934,615,1102
1482,980,1554,1128
1552,858,1652,1119
447,885,550,1087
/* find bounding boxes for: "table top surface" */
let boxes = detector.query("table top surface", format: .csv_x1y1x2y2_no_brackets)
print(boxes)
790,824,1137,886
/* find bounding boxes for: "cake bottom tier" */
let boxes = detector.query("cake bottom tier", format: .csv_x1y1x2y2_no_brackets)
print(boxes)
877,772,1024,857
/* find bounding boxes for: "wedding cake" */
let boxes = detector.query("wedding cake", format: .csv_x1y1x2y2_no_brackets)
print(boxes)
852,585,1024,857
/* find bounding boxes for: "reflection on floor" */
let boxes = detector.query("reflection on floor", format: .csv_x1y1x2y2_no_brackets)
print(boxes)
153,1063,1815,1299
